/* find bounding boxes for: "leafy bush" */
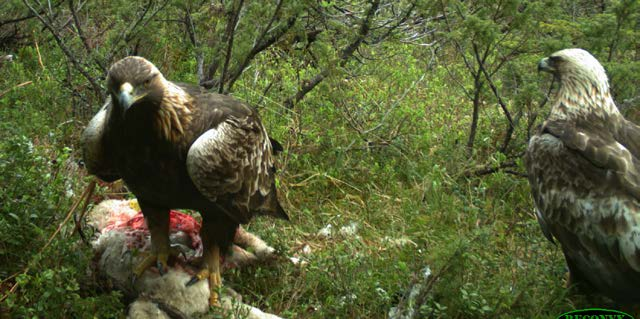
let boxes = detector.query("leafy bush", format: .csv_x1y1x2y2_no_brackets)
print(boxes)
1,0,638,317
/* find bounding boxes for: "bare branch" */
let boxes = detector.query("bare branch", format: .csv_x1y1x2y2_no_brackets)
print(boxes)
369,1,417,45
284,0,381,109
0,1,63,27
284,69,329,109
439,0,474,73
23,0,104,99
68,0,89,53
363,72,427,135
338,0,380,63
105,0,169,63
472,43,515,154
225,12,298,92
466,69,483,156
0,81,33,99
256,80,276,107
68,0,106,72
218,0,245,94
184,6,204,83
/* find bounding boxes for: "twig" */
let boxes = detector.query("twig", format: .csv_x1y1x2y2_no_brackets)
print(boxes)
74,179,97,245
105,0,169,63
391,233,482,319
225,10,298,93
23,0,104,99
284,0,381,109
34,35,44,71
284,69,329,109
473,43,516,154
219,0,245,94
184,6,204,83
256,80,275,106
462,160,524,178
363,73,426,135
0,1,63,27
69,0,106,72
0,81,33,98
369,1,417,45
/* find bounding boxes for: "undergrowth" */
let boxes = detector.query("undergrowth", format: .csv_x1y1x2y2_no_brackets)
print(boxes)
1,4,637,317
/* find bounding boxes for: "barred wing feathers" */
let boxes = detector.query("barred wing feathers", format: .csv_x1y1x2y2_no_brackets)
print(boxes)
526,119,640,302
186,95,287,224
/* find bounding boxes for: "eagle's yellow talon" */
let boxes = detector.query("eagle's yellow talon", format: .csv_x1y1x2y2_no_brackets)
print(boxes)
186,268,210,287
132,247,179,277
133,252,157,277
209,270,222,306
186,245,222,306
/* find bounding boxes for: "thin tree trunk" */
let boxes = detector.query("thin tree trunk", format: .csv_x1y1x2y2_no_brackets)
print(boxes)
466,71,483,157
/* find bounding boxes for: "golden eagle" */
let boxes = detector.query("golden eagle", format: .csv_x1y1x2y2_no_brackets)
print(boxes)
526,48,640,304
81,56,288,305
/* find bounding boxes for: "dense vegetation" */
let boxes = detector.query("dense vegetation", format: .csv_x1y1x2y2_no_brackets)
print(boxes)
1,0,639,317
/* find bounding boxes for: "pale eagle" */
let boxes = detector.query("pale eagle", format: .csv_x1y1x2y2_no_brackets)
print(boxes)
81,56,288,305
525,48,640,304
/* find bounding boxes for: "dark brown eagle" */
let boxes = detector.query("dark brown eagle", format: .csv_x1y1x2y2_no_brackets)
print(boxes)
81,56,288,305
526,48,640,304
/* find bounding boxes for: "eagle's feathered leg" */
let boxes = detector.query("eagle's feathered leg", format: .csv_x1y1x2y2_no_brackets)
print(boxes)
133,202,173,277
186,211,238,306
563,253,594,294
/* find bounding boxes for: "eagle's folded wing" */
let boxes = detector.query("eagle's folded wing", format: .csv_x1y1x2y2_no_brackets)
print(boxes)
614,118,640,160
186,116,273,224
538,121,640,272
544,120,640,201
81,99,120,182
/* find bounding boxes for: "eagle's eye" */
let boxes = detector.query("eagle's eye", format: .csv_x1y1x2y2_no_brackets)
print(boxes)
549,56,562,63
143,73,158,88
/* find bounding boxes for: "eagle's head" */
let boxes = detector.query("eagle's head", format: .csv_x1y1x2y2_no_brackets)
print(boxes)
539,48,618,119
107,57,166,113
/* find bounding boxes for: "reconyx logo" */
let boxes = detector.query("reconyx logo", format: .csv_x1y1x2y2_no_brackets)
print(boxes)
556,308,634,319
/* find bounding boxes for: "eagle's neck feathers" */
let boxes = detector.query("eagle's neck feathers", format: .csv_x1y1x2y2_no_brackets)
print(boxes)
156,80,193,143
550,72,619,121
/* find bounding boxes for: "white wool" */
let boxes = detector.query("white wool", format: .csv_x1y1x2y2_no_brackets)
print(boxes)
246,307,287,319
127,300,170,319
234,227,276,259
227,245,258,268
88,199,284,318
339,222,359,236
86,199,138,232
96,231,136,287
317,224,333,238
133,270,209,316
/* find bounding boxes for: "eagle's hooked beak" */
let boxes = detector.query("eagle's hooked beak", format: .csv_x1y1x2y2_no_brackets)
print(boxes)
118,82,134,111
118,82,146,112
538,57,552,73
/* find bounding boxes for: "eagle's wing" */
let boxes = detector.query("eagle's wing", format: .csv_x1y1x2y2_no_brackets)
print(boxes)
534,207,555,245
186,100,285,224
544,119,640,200
527,119,640,274
613,117,640,160
81,98,120,182
524,134,557,245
